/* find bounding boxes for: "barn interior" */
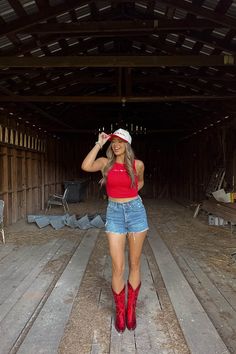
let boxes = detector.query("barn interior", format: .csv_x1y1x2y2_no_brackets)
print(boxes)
0,0,236,223
1,1,236,353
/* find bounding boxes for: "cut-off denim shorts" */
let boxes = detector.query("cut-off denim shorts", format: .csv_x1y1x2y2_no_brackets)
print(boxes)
105,196,149,235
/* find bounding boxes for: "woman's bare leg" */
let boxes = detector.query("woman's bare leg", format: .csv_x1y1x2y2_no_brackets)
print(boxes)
106,232,127,293
127,231,147,289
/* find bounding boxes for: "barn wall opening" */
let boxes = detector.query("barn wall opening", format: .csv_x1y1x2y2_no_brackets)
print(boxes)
1,113,236,226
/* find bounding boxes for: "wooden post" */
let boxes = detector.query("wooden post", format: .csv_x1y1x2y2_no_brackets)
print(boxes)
26,151,33,214
21,150,27,218
41,153,45,211
11,148,18,223
1,146,9,224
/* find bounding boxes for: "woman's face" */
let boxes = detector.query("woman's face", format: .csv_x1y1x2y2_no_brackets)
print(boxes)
111,138,126,156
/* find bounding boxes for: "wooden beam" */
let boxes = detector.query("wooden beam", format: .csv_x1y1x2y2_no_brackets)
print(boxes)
141,36,236,66
0,94,236,103
0,55,234,68
134,74,236,82
51,128,188,133
21,19,222,35
0,86,74,129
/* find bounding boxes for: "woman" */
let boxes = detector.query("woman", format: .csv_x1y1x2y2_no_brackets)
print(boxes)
81,128,148,333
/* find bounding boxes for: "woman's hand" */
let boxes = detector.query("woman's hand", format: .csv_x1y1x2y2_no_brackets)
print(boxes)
98,132,110,147
81,132,109,172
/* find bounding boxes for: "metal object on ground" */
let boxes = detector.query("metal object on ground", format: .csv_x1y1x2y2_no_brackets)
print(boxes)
46,188,69,213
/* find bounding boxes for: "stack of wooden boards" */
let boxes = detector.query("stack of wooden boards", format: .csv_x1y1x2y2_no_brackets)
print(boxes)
201,199,236,225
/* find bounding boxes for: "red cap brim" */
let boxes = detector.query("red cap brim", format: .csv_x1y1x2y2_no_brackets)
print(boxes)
108,134,128,143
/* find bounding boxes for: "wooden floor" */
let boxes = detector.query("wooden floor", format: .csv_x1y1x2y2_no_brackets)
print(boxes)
0,200,235,354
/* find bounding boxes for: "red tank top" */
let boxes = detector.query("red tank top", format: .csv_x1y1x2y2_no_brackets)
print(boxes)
106,161,138,198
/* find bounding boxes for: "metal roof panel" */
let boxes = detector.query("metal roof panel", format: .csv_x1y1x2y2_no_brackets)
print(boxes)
0,0,18,22
226,2,236,17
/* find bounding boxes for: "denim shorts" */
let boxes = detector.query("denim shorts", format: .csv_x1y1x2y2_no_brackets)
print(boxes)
105,196,149,234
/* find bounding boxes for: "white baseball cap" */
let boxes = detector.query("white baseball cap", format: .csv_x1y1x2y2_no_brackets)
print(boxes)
109,128,132,144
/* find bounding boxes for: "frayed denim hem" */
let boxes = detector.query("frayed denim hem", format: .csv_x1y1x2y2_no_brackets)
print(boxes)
105,230,126,235
105,228,149,235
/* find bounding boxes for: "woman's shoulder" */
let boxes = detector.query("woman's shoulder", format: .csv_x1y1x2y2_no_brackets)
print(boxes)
97,157,108,169
101,157,108,165
134,159,144,170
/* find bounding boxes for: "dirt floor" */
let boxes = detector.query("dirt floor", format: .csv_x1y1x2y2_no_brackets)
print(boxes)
8,198,236,263
3,198,236,353
150,200,236,274
5,200,107,245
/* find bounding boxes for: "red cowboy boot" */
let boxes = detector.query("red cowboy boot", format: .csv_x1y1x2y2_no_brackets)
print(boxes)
112,285,126,333
126,281,141,330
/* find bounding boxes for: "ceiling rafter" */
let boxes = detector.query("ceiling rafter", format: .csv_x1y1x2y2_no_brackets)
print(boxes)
0,94,236,103
0,0,94,37
0,85,74,128
34,0,49,10
14,72,113,95
134,73,236,82
159,0,236,29
5,23,235,59
0,0,236,136
0,55,234,68
89,2,99,18
7,67,235,99
47,17,69,55
7,0,26,17
215,0,233,15
190,30,236,54
188,0,233,71
20,19,226,35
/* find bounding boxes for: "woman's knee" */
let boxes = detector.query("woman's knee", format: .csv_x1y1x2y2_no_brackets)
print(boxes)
129,259,141,273
112,262,125,278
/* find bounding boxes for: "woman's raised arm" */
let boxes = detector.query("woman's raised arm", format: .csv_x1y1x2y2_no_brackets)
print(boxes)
81,132,110,172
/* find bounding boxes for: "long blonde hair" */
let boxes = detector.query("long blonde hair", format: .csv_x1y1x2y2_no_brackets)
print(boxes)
101,142,136,187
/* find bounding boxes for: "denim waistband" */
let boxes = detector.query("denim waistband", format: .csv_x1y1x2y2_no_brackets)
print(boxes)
108,196,141,206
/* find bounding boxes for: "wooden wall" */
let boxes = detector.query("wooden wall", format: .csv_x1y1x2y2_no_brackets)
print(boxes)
170,125,236,202
0,113,92,225
0,146,44,224
1,115,236,225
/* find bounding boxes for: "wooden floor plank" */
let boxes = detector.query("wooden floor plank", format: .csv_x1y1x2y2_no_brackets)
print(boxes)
200,255,236,312
148,224,230,354
0,239,66,322
135,255,159,353
90,287,112,354
0,246,34,283
135,255,174,354
2,199,233,353
178,252,236,352
0,269,60,353
108,250,175,354
107,251,136,354
0,239,61,304
110,323,136,354
0,243,16,261
16,229,99,354
0,238,79,354
90,254,112,354
175,252,236,352
182,252,236,319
